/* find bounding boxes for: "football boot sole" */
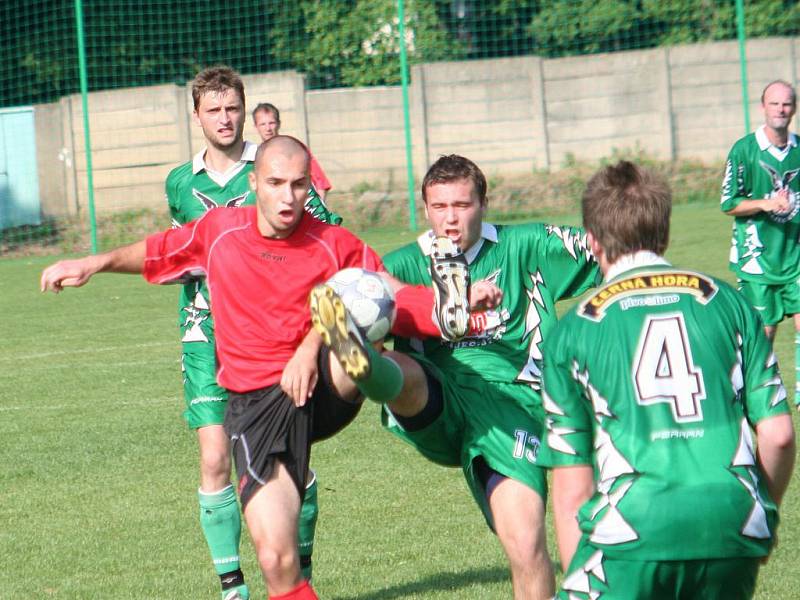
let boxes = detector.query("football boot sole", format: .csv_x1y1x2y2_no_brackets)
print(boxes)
310,284,371,380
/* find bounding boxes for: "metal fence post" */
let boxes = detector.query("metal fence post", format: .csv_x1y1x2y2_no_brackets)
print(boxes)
74,0,98,253
735,0,751,135
398,0,417,232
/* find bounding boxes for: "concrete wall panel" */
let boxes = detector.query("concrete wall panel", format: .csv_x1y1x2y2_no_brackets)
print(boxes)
33,102,70,217
31,35,800,219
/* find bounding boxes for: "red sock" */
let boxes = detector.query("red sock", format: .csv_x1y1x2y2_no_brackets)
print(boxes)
269,579,318,600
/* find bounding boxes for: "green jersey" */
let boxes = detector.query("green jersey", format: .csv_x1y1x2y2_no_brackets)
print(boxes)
539,256,789,561
383,223,600,391
720,127,800,284
166,142,342,348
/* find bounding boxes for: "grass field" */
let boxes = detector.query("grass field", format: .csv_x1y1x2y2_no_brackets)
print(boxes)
2,202,799,599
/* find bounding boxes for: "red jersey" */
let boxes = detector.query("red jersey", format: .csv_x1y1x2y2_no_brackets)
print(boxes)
308,150,331,193
143,207,381,392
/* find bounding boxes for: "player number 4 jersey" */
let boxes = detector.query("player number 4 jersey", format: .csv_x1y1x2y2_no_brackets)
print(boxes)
539,263,789,561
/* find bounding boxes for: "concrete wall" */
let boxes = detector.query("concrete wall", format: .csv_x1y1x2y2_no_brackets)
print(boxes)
31,36,800,217
669,38,799,161
67,84,185,215
412,56,549,178
33,102,69,217
306,86,408,189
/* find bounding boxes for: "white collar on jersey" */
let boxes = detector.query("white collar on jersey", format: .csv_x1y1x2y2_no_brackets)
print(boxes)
416,223,498,265
755,125,798,162
192,140,258,182
605,250,670,282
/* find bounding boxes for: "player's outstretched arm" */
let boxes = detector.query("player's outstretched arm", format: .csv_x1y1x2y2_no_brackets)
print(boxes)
755,413,796,507
379,272,501,310
552,465,593,572
40,239,147,293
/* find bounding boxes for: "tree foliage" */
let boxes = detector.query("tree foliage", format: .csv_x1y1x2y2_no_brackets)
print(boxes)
2,0,799,108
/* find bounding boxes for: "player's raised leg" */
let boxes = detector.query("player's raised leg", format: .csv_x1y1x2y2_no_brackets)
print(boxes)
309,284,406,402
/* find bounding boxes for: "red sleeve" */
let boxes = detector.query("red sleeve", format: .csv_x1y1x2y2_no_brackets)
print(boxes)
392,285,441,338
362,244,383,271
333,231,440,338
308,152,332,192
143,218,207,285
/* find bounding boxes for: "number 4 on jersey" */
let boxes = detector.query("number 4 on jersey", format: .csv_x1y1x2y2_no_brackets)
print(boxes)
633,313,706,423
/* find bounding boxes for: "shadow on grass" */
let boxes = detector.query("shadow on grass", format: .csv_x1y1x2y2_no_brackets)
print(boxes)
330,566,509,600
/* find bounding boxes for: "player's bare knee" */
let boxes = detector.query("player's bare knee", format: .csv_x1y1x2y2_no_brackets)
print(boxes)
255,541,298,583
199,445,231,482
500,525,547,564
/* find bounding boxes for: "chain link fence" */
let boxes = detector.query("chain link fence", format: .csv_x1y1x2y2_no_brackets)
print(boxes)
1,0,798,254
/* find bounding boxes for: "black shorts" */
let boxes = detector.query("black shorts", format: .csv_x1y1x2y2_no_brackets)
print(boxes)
224,348,361,508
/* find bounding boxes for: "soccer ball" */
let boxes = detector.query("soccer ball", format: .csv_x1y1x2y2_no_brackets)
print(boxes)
326,268,396,342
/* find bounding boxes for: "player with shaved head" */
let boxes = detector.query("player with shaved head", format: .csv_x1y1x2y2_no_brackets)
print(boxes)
40,136,496,600
165,67,341,599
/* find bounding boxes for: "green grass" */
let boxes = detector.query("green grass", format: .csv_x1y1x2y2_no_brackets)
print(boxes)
2,203,799,599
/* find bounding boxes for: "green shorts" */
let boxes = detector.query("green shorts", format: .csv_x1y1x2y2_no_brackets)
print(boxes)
558,538,760,600
381,357,547,528
182,345,227,429
738,278,800,326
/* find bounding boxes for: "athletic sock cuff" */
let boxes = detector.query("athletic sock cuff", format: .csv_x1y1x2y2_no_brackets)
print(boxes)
198,484,237,507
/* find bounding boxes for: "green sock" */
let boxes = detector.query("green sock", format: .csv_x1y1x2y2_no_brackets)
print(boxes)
795,332,800,406
198,485,248,598
355,346,404,403
298,471,319,581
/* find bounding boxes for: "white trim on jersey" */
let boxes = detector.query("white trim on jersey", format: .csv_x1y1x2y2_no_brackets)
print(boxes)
191,140,259,186
755,125,798,162
605,251,669,282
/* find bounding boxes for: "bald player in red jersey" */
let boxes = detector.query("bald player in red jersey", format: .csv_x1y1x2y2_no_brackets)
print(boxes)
40,136,491,600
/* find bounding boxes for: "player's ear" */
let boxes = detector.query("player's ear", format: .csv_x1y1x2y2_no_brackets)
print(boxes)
587,231,602,257
248,170,257,191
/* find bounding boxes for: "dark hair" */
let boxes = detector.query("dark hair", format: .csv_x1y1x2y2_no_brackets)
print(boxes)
761,80,797,106
191,66,245,110
252,102,281,123
421,154,487,204
582,161,671,263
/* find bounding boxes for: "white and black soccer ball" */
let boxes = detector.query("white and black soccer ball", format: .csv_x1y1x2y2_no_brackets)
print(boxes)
326,268,396,342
